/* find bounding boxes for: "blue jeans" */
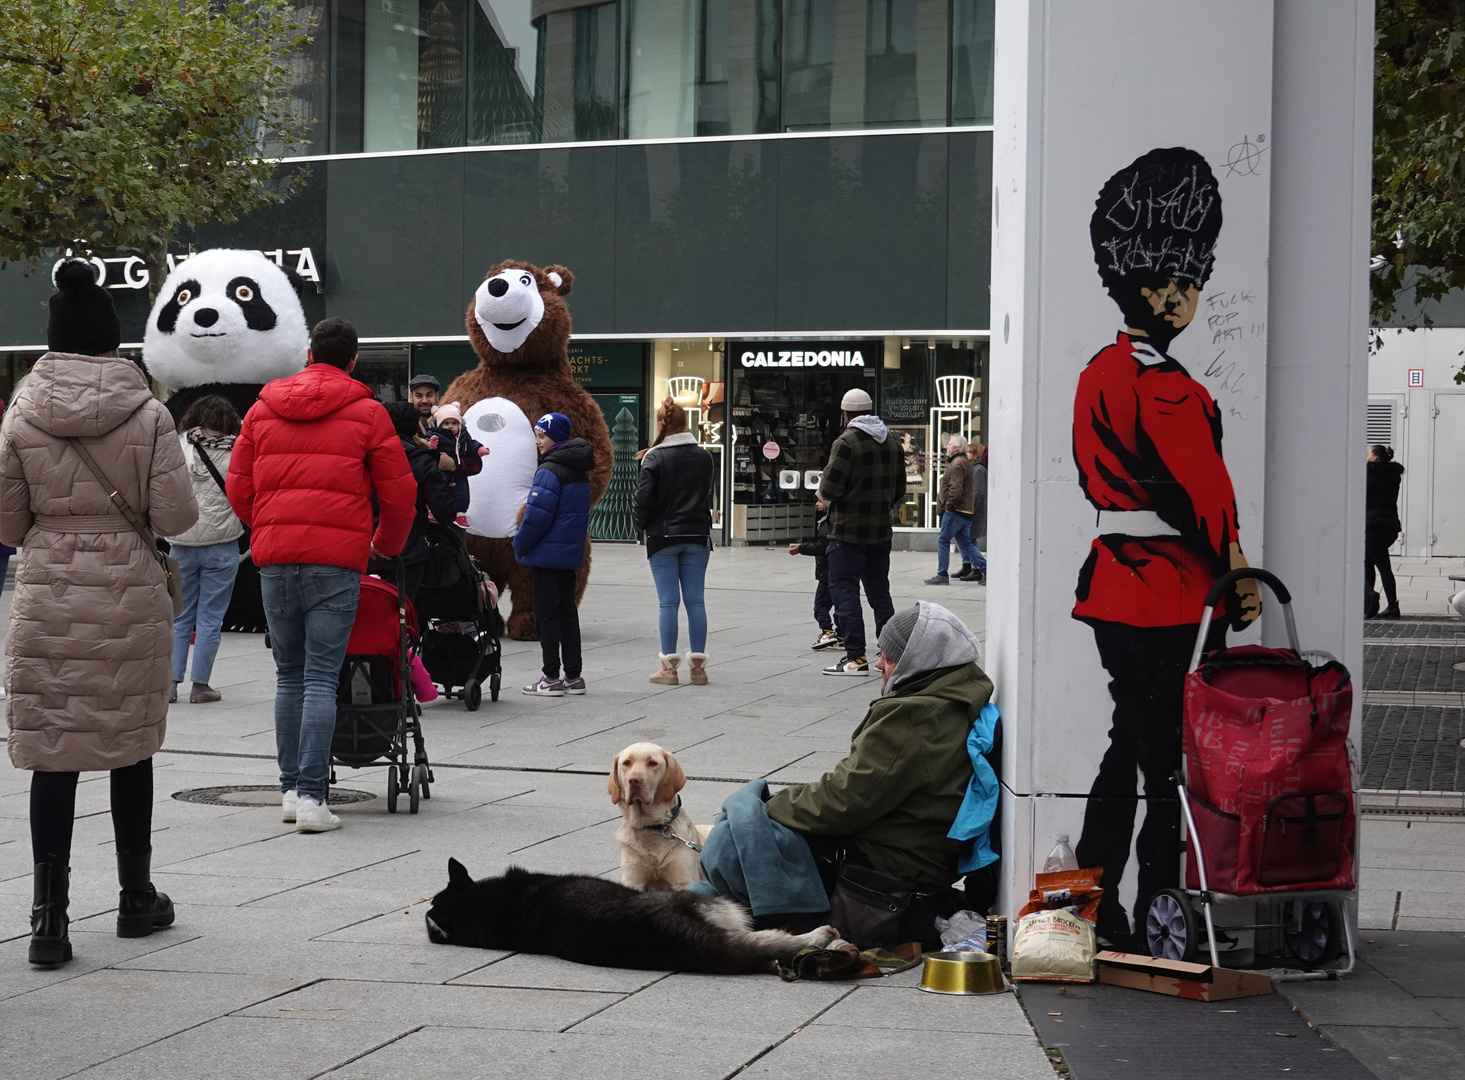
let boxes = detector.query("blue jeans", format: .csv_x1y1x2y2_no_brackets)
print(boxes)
825,540,894,660
936,512,986,577
648,542,711,654
260,564,361,801
171,541,241,684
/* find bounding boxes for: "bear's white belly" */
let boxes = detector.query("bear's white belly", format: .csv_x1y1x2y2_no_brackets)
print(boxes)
463,396,537,538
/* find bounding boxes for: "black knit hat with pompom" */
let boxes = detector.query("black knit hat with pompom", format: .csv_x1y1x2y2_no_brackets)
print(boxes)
48,259,122,355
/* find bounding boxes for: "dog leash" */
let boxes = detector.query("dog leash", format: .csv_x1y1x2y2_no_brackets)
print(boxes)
646,794,704,853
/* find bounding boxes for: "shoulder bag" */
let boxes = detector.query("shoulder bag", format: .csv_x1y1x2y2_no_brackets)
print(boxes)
191,436,250,561
68,437,185,617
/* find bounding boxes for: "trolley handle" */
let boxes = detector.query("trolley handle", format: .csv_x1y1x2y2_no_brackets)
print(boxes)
1188,565,1301,674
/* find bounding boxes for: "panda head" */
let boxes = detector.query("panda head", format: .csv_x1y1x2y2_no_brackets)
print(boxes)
143,248,308,391
466,260,574,368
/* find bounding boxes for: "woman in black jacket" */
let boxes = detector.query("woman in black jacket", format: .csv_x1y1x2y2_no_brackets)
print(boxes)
378,400,457,604
1366,444,1405,619
634,398,715,685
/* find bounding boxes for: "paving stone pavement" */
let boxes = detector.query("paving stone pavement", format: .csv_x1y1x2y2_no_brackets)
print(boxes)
0,544,1062,1080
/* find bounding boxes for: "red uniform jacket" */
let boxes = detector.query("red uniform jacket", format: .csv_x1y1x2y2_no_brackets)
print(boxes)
1072,333,1239,628
228,364,416,572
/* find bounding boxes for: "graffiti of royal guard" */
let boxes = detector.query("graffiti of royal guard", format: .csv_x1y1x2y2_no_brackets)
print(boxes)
1070,147,1262,950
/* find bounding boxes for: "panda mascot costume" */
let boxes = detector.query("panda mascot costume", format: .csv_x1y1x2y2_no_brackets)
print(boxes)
144,249,310,632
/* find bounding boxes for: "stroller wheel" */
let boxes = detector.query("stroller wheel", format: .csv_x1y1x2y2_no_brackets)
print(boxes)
490,672,501,702
1146,889,1198,962
409,765,423,814
386,766,399,814
1283,900,1337,967
417,763,432,800
464,680,482,712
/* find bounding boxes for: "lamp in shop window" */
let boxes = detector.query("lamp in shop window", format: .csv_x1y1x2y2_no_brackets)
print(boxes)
901,337,911,350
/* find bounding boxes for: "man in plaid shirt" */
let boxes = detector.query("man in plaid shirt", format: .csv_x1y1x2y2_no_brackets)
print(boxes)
816,388,906,675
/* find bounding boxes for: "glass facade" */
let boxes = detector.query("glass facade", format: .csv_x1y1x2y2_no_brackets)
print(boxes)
318,0,992,154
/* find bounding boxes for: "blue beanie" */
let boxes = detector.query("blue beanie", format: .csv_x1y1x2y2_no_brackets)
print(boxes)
535,412,572,444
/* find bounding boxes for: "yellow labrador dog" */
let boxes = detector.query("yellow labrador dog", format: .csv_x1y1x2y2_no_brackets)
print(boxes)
608,742,708,891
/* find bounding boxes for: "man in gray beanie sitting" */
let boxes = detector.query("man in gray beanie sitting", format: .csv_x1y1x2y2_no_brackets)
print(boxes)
764,601,993,944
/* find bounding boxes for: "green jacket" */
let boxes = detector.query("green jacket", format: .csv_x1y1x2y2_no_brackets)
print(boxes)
766,661,994,888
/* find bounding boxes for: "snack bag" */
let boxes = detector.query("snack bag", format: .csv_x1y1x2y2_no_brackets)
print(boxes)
1017,868,1104,924
1010,909,1097,982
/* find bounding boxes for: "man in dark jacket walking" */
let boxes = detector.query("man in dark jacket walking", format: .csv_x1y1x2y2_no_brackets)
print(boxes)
229,318,416,833
926,434,986,586
817,388,905,676
515,412,595,695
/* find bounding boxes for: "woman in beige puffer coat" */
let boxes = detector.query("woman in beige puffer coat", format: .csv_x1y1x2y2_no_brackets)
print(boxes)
1,260,198,967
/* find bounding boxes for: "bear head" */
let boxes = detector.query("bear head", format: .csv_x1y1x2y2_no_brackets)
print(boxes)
465,260,575,371
143,248,308,391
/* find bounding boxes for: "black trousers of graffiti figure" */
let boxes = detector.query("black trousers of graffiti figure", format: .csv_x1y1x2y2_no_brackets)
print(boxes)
532,567,582,680
31,758,155,864
1075,621,1227,946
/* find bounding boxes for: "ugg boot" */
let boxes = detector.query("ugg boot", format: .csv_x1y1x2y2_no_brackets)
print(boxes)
116,852,175,938
650,654,680,685
29,862,71,966
687,653,709,685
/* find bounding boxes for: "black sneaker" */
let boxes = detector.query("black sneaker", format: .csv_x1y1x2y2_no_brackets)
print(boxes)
822,655,869,676
811,628,843,651
924,574,950,586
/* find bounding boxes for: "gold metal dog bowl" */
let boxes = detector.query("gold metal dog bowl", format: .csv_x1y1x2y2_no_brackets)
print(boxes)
917,951,1006,995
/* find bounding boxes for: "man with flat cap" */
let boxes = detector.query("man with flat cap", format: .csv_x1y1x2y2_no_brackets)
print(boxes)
817,387,905,676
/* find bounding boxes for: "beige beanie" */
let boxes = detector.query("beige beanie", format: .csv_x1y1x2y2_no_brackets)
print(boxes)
431,401,464,426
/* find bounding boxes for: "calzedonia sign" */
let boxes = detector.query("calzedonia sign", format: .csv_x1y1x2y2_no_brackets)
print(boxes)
731,339,882,369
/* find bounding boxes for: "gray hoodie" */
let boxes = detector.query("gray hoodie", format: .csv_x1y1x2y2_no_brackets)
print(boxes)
889,601,983,692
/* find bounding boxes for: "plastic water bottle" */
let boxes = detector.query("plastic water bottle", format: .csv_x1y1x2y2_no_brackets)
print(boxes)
1043,834,1078,873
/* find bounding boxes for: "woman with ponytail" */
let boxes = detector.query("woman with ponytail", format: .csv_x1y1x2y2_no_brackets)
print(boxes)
633,399,715,685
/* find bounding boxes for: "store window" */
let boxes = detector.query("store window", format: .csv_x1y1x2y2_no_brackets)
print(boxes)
651,340,728,530
881,338,986,528
727,339,880,542
950,0,994,125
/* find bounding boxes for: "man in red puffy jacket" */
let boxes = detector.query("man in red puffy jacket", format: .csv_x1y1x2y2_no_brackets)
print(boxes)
228,317,415,834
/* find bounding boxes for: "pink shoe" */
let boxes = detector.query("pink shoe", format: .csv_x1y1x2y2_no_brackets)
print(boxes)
455,513,469,528
409,654,438,702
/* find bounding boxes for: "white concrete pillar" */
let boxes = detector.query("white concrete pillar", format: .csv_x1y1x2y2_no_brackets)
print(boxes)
987,0,1370,947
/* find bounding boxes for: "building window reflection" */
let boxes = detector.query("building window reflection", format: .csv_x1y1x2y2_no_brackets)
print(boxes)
316,0,991,152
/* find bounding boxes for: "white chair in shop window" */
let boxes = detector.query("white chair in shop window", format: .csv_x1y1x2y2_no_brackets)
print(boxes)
667,376,705,405
927,376,981,529
935,376,976,410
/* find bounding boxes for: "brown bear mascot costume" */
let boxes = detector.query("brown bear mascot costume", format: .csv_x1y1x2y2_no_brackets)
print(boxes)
447,261,612,640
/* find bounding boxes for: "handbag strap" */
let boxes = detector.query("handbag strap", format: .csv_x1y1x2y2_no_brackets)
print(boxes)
191,436,229,497
67,437,162,557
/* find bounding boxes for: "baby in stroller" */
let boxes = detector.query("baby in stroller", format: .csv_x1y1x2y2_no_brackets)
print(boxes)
425,402,487,528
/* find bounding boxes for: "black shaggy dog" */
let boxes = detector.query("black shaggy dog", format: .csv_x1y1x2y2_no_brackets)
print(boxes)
425,860,839,974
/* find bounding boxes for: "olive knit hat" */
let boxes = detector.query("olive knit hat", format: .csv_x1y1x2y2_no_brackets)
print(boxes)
48,260,122,356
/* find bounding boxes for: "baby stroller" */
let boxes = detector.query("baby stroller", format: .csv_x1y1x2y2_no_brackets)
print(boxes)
1146,567,1358,974
332,559,434,813
415,520,502,710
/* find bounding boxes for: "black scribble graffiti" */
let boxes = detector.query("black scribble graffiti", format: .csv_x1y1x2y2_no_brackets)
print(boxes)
1202,350,1247,420
1225,136,1268,177
1092,151,1222,292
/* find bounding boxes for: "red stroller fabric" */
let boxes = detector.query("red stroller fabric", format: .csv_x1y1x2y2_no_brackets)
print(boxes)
348,576,419,693
1181,644,1355,895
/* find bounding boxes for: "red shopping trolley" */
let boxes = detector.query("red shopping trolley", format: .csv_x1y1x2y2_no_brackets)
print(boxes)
1146,568,1359,973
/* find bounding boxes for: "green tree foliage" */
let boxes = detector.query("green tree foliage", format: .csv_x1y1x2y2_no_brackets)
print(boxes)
1375,1,1465,328
0,0,313,294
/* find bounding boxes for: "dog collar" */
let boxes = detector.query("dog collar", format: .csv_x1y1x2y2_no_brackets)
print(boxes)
640,794,703,853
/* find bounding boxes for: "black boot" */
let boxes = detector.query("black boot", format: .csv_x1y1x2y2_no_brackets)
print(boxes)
955,563,973,580
116,852,174,938
29,862,71,966
1379,602,1402,619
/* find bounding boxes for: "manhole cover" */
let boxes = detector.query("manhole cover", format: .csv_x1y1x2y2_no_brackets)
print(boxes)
173,785,375,807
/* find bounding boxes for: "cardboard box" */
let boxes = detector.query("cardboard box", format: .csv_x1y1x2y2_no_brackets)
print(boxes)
1094,951,1272,1002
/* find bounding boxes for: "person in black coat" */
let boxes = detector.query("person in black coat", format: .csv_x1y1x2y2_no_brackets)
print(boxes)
1366,444,1405,619
788,501,838,650
376,400,457,604
634,398,715,686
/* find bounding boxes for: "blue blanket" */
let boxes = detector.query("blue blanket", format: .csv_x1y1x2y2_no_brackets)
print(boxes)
947,702,1000,874
687,779,829,915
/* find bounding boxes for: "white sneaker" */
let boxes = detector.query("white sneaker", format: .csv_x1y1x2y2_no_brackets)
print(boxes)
281,789,298,823
294,796,340,833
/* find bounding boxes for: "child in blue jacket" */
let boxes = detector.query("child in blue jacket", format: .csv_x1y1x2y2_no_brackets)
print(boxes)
425,401,487,527
514,412,595,696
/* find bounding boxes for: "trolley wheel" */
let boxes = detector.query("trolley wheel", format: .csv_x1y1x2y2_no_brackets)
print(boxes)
490,672,501,702
409,765,423,814
1146,889,1199,962
464,680,482,712
1283,900,1338,967
386,766,399,814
